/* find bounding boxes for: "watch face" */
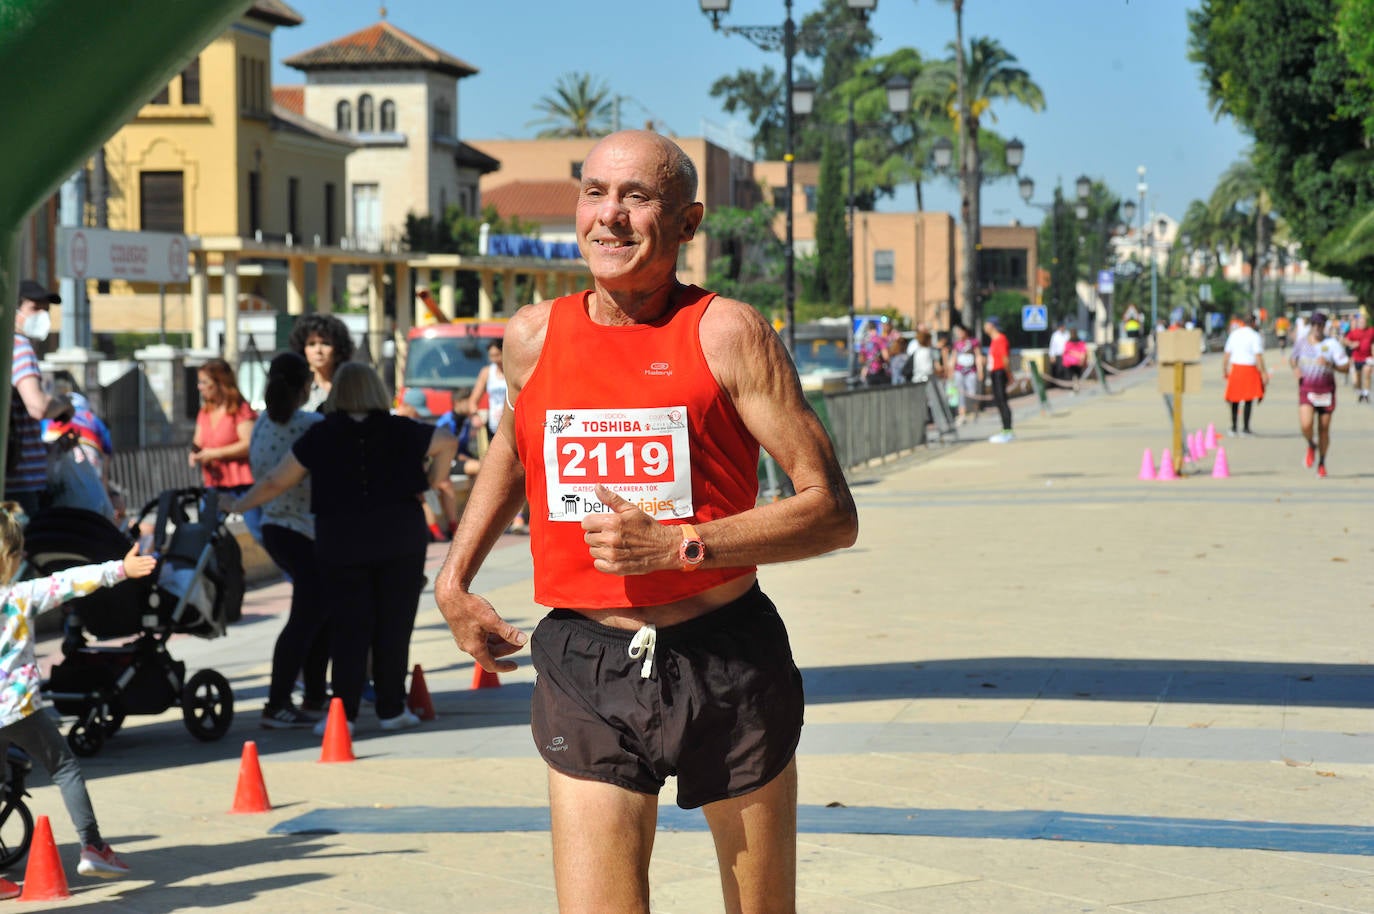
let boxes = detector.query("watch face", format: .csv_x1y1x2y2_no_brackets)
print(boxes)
683,540,705,563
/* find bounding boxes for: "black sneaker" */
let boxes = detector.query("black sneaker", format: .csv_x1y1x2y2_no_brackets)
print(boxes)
261,705,318,730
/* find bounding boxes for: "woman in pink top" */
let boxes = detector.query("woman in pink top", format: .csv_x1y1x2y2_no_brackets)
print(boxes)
190,358,261,539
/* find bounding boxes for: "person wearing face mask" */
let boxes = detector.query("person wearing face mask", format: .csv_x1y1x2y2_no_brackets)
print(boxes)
6,281,72,518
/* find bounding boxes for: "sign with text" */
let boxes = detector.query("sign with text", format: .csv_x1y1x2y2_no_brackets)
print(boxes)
56,226,189,285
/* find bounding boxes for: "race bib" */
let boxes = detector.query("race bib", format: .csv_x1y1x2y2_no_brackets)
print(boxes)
1305,391,1333,408
542,407,693,522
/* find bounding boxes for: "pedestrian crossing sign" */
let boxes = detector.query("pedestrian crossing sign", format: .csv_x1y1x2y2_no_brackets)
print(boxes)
1021,305,1048,331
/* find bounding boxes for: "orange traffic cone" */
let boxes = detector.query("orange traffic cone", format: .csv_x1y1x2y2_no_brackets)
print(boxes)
318,696,355,763
407,664,437,721
1212,445,1231,479
471,665,501,690
19,815,69,901
1157,448,1178,480
231,740,271,813
1138,448,1156,481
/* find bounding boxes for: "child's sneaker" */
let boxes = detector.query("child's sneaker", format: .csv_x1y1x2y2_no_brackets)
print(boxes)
78,842,129,879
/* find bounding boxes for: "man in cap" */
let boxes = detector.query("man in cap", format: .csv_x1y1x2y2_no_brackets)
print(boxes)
1290,311,1349,478
6,281,71,516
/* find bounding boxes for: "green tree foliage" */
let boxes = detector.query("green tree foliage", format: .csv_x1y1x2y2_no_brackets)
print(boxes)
815,132,849,305
1189,0,1374,299
700,204,784,315
528,73,614,139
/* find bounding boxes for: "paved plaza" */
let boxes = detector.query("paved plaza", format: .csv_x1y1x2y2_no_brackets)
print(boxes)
16,349,1374,912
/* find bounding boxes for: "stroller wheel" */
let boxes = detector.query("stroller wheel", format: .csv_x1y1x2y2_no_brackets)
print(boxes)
68,710,107,758
182,669,234,742
0,792,34,870
98,700,126,737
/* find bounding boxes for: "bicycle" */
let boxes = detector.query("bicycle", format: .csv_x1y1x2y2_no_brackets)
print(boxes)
0,746,35,869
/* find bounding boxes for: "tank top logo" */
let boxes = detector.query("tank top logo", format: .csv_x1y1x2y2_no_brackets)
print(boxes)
542,406,693,522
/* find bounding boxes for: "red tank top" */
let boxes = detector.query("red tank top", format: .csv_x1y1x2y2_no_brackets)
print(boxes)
515,286,759,609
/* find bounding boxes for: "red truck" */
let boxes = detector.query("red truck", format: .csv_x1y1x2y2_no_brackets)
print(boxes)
399,319,507,417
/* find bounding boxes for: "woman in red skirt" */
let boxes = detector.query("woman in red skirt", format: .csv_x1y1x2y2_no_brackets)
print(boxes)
1222,312,1269,436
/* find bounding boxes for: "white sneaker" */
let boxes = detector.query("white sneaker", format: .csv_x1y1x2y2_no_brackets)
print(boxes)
988,431,1014,444
379,709,422,731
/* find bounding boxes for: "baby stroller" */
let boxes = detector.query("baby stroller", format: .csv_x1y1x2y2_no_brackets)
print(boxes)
27,488,242,757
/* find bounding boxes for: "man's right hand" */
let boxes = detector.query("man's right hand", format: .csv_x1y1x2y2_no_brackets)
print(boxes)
437,590,528,673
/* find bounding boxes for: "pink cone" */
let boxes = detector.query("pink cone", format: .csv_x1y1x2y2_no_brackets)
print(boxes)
1204,423,1218,451
1191,430,1205,462
1157,449,1178,480
1138,448,1156,481
1212,445,1230,479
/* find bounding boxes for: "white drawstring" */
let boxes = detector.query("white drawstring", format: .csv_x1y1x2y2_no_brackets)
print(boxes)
628,624,657,679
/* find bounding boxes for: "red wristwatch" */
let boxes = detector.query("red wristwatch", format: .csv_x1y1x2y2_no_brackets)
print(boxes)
678,524,705,571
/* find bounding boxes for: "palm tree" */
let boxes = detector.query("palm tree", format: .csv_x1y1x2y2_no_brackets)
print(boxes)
925,35,1045,327
528,73,614,139
1209,153,1279,310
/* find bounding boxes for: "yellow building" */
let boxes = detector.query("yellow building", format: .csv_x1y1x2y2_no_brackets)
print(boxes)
94,0,355,338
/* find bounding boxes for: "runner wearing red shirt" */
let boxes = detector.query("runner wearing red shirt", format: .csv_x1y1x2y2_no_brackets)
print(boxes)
984,316,1014,442
1342,312,1373,402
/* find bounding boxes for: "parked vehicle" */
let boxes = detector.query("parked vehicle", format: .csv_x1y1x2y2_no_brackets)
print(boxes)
400,320,507,416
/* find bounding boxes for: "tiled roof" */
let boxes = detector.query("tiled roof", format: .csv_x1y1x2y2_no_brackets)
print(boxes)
248,0,304,27
273,85,304,116
284,21,478,79
482,180,581,223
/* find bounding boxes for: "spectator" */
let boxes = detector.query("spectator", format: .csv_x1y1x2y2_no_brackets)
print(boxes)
887,334,913,384
248,352,328,729
229,363,456,732
949,324,983,425
7,280,71,519
858,326,891,386
1061,329,1089,392
909,330,937,383
1222,312,1269,436
190,358,262,543
1048,321,1070,380
289,314,355,412
1341,312,1372,402
984,316,1014,443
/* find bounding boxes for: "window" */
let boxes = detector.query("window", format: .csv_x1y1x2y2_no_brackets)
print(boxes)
803,185,817,213
771,187,788,211
571,161,583,180
140,171,184,233
238,56,247,112
324,182,337,244
150,84,170,105
358,94,375,132
181,57,200,105
438,188,447,216
458,189,470,216
352,183,381,249
248,171,262,235
432,98,451,136
288,177,300,239
380,99,397,133
336,100,352,132
873,250,895,283
979,248,1028,290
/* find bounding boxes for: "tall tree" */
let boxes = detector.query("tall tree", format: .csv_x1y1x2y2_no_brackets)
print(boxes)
528,73,614,138
814,131,849,304
1189,0,1374,300
1208,154,1277,310
923,36,1045,328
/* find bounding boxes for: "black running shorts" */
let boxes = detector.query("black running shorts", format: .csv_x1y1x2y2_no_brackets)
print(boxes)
529,583,804,809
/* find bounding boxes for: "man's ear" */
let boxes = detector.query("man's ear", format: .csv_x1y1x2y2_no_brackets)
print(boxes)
679,202,705,242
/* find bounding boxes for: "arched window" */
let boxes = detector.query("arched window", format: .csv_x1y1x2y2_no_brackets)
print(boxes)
358,93,375,132
336,99,352,132
380,99,397,133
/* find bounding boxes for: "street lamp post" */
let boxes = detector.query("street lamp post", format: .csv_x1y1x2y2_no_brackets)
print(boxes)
1016,175,1062,335
700,0,878,358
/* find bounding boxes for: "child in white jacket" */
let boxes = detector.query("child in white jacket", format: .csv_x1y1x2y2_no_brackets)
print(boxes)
0,502,155,879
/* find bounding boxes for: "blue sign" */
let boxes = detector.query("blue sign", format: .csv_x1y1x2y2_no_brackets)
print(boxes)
1098,269,1115,294
1021,305,1048,332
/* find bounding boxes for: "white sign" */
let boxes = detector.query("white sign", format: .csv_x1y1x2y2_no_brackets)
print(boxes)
56,226,189,285
1021,305,1048,332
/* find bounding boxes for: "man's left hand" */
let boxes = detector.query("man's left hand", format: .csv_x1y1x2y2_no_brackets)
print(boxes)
582,484,674,576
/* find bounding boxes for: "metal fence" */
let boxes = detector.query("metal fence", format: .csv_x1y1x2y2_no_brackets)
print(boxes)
815,381,928,469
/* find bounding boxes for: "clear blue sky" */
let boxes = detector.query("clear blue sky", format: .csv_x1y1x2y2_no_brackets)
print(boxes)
271,0,1250,228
